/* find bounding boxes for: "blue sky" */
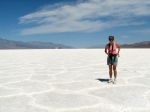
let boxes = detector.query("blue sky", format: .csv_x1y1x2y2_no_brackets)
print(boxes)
0,0,150,48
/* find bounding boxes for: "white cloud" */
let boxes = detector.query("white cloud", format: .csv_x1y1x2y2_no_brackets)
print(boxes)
19,0,150,35
131,28,150,34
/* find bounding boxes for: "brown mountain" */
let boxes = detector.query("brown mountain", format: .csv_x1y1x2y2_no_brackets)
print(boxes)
0,38,73,49
121,41,150,48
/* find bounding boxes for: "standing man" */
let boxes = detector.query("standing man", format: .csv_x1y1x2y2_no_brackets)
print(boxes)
105,36,120,84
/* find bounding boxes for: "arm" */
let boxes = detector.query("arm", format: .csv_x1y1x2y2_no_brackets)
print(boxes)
104,44,108,55
117,44,120,56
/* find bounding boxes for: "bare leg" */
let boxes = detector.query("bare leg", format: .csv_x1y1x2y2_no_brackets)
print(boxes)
113,65,117,79
109,65,113,79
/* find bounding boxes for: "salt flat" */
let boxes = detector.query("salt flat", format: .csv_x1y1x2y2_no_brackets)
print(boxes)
0,49,149,112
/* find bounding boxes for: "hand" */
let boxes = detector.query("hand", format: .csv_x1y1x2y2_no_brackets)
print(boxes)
105,52,109,55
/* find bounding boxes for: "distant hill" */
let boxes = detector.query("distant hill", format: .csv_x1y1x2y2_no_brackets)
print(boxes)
0,38,73,49
121,41,150,48
88,41,150,48
0,38,149,49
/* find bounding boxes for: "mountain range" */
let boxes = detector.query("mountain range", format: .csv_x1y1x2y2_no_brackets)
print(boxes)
89,41,150,48
0,38,150,49
0,38,73,49
121,41,150,48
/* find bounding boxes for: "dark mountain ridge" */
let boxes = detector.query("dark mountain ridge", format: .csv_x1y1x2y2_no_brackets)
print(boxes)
0,38,73,49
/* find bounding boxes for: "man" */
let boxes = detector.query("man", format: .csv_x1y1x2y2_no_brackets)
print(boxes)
105,36,120,84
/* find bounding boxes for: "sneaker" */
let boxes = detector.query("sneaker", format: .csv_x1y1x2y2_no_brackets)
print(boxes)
113,79,117,84
108,78,113,83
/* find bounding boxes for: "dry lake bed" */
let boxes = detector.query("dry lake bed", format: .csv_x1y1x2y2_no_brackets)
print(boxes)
0,49,149,112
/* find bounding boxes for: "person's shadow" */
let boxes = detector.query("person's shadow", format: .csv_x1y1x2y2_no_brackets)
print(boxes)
96,78,109,83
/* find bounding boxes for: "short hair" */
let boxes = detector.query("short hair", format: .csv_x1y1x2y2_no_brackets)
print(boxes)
109,36,114,41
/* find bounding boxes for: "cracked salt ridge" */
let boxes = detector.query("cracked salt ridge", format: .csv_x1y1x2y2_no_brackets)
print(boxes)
0,86,22,97
31,91,111,110
0,95,49,112
0,75,30,85
3,80,53,94
89,85,150,109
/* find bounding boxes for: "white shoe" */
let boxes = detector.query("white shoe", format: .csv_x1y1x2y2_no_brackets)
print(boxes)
108,78,113,83
113,79,117,84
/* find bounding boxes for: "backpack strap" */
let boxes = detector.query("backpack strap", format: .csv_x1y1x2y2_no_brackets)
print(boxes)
112,43,114,52
107,43,110,54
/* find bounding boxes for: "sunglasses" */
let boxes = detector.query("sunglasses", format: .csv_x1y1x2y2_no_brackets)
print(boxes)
109,39,113,41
